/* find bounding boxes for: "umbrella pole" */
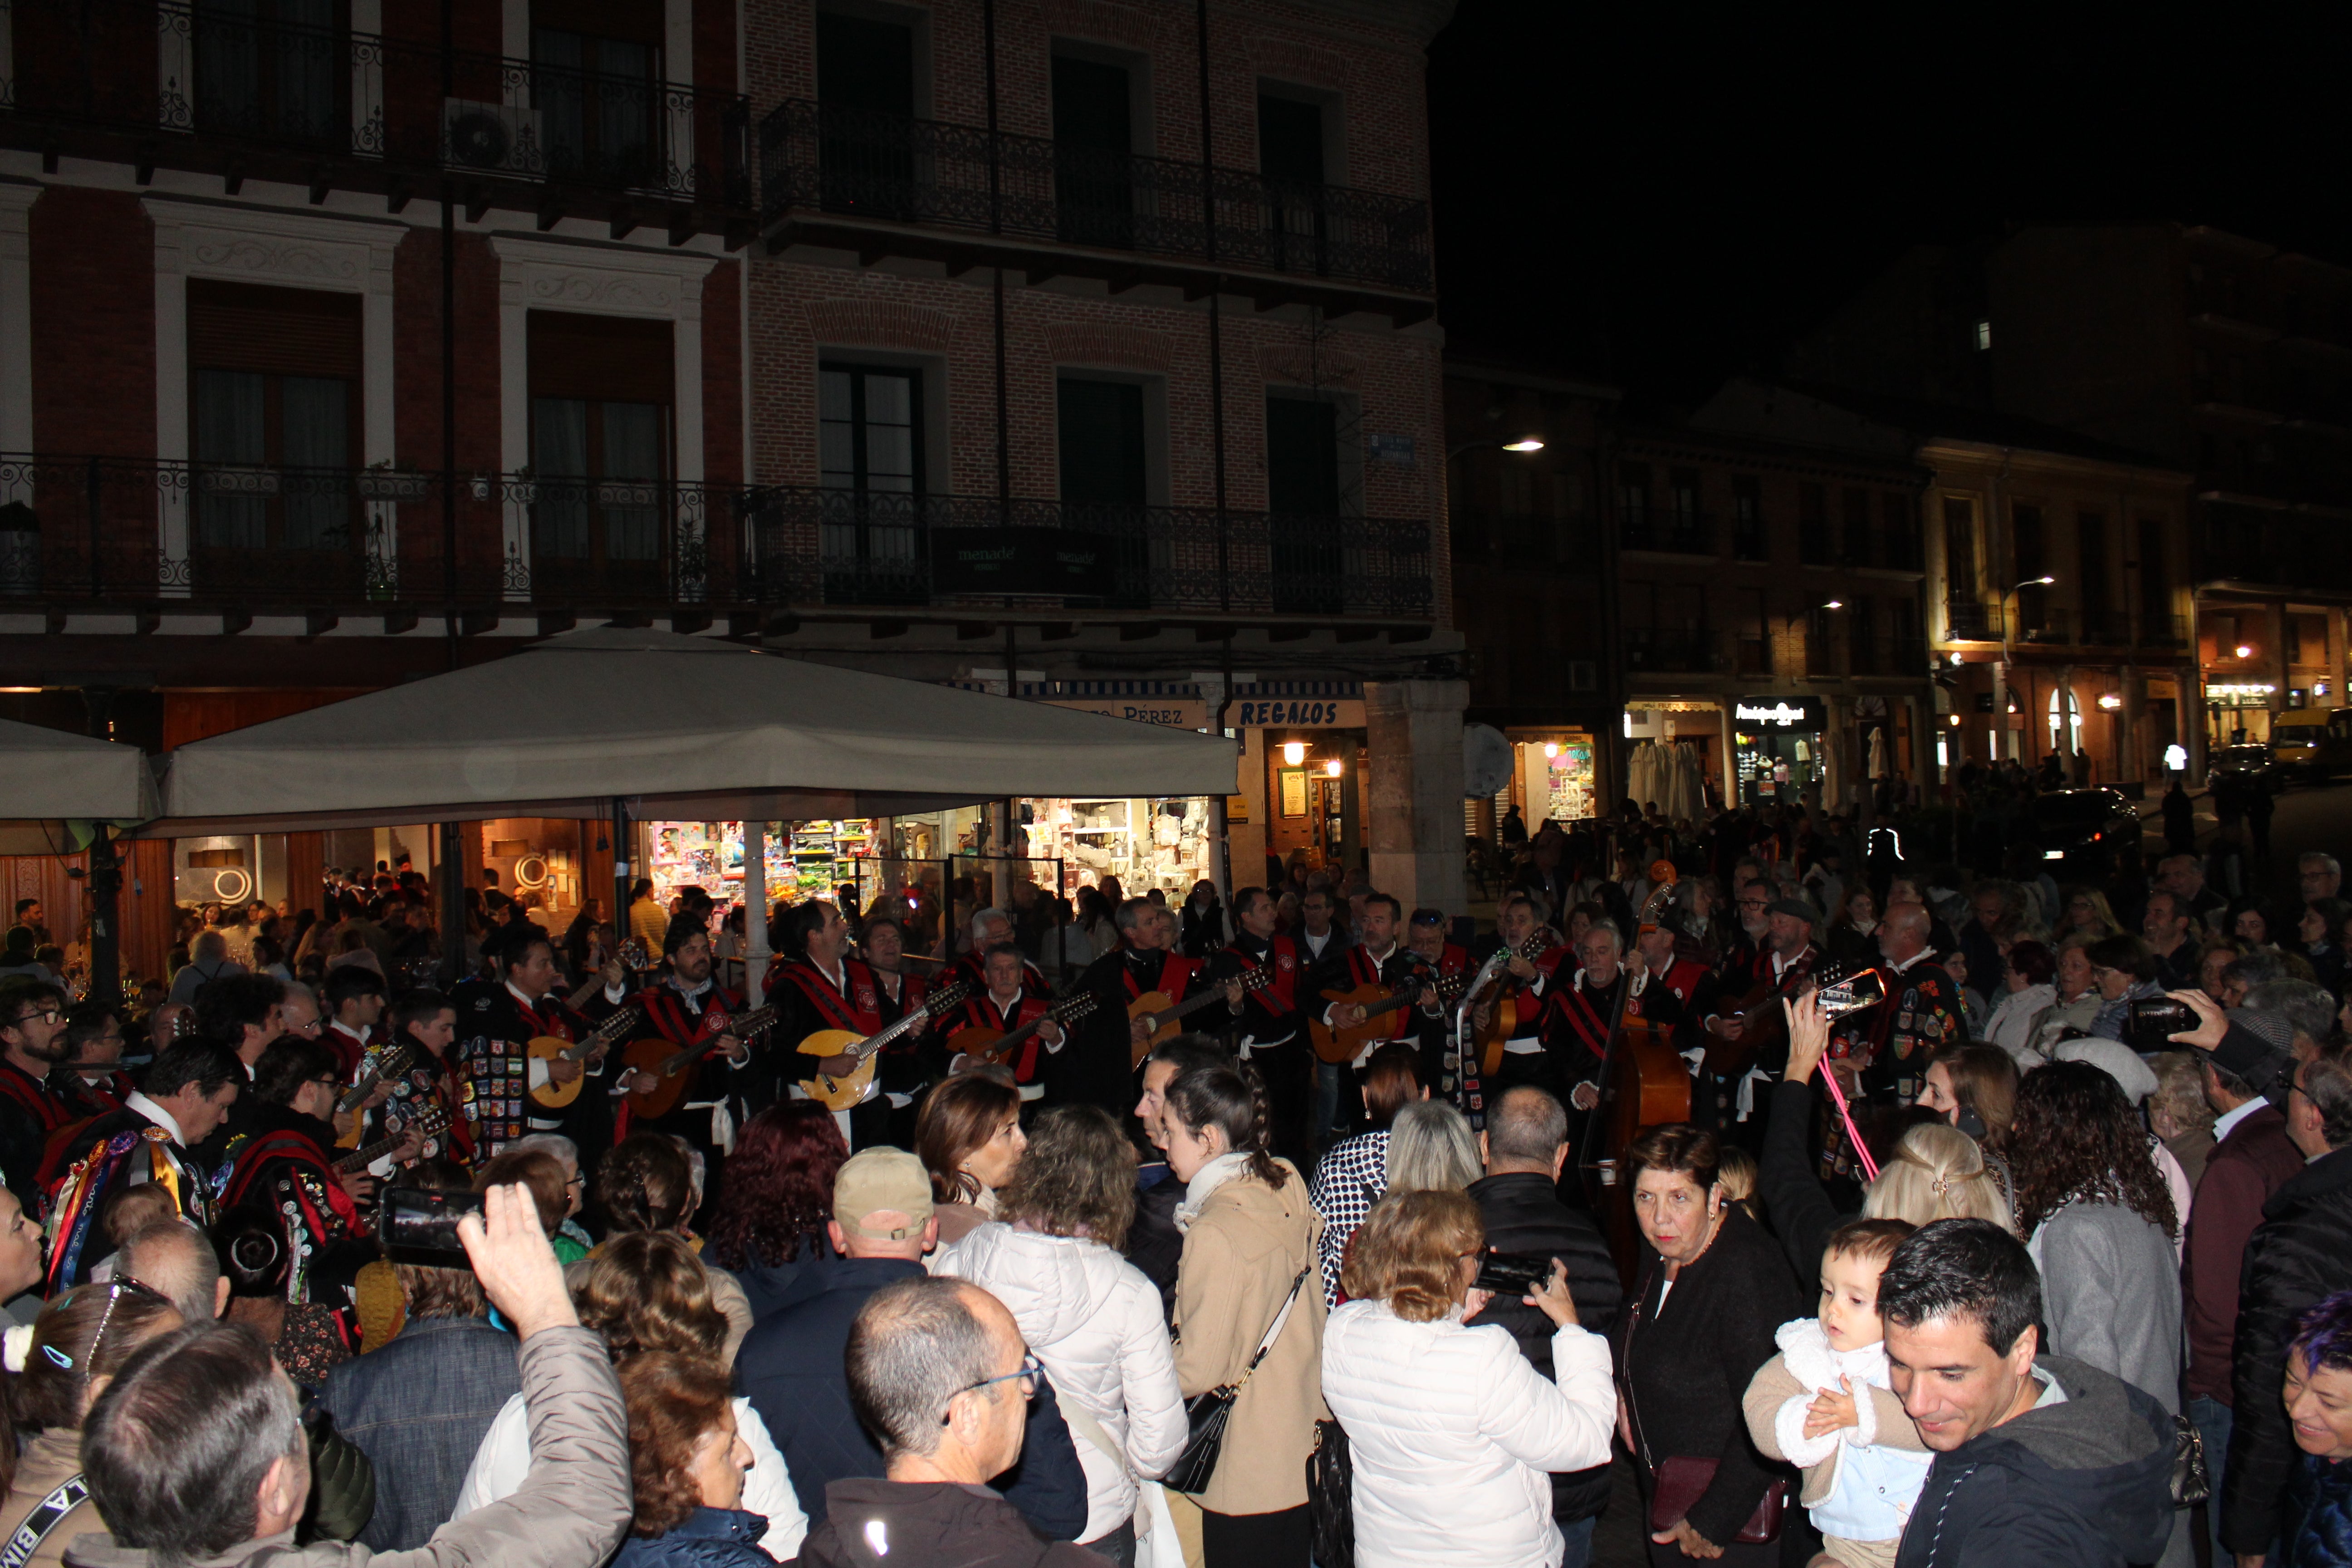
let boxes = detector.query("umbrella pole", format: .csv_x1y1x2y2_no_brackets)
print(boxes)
437,822,465,989
86,825,121,1008
611,798,632,949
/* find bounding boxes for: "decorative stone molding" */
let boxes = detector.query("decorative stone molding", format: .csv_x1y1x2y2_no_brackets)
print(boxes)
1258,341,1362,388
1044,322,1175,372
804,299,958,353
1247,36,1352,93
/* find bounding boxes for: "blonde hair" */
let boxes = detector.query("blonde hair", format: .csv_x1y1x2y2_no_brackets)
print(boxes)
1864,1123,2016,1234
1385,1100,1480,1193
1340,1189,1484,1323
2149,1051,2217,1141
1716,1145,1759,1218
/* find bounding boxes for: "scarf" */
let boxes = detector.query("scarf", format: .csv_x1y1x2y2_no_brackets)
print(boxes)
1770,1314,1891,1468
1173,1152,1252,1233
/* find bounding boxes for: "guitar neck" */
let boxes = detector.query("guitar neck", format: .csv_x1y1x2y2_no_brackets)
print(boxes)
334,1131,402,1173
656,1006,779,1076
983,998,1087,1056
338,1046,413,1113
571,1001,644,1062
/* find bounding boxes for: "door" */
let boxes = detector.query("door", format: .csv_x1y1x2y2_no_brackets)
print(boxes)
1058,377,1148,607
818,363,924,604
1258,94,1327,272
527,311,673,598
533,6,661,191
1052,55,1134,248
1267,395,1342,614
816,12,916,217
194,0,344,149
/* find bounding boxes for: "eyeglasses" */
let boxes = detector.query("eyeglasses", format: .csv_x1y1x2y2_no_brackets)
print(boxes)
9,1007,61,1027
941,1353,1042,1423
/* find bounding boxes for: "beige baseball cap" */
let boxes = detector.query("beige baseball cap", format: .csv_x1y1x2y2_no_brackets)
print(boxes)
833,1147,935,1240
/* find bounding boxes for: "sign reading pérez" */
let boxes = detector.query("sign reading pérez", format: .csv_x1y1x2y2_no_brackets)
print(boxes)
1734,696,1826,730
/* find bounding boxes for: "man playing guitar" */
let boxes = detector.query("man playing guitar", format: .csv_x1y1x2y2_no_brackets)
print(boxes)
1405,907,1473,1101
598,918,755,1179
1066,900,1201,1116
454,926,597,1160
1541,920,1681,1112
769,900,916,1149
1306,893,1433,1148
1472,893,1571,1095
859,915,946,1145
1208,887,1307,1163
947,944,1066,1102
1694,894,1818,1138
372,987,466,1167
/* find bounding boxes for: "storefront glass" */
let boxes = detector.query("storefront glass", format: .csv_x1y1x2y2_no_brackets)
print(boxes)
644,819,881,910
1731,695,1828,806
1025,796,1214,897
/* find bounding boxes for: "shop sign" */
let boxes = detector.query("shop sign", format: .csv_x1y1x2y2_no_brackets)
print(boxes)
1733,696,1825,729
1045,697,1207,729
1231,697,1365,727
931,528,1114,598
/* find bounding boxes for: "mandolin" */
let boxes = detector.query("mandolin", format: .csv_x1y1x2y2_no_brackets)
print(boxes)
622,1004,779,1120
333,1041,416,1148
794,981,974,1113
1308,966,1474,1065
1126,965,1271,1067
526,1000,645,1111
948,992,1102,1072
1703,954,1849,1078
333,1104,451,1175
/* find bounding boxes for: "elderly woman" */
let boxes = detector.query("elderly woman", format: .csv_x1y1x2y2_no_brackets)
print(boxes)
1616,1124,1803,1566
1322,1190,1613,1568
2031,935,2105,1052
2084,933,2164,1043
1982,938,2057,1064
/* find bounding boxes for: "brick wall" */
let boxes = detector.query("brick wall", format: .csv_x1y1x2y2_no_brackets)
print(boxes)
29,188,154,461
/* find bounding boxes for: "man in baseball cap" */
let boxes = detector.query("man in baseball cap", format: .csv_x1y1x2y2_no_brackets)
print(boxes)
830,1147,935,1245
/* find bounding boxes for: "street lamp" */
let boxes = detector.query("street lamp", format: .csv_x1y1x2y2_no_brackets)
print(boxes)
1994,575,2056,763
1446,436,1546,459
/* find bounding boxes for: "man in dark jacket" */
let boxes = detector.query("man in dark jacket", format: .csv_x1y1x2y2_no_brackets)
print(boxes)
734,1149,1087,1542
1880,1218,2174,1567
798,1276,1100,1567
1465,1086,1620,1563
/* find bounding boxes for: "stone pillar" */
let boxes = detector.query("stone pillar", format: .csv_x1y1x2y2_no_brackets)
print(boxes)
1363,678,1469,914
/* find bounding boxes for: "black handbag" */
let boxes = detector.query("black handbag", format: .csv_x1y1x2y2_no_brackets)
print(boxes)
1307,1417,1355,1568
2172,1412,2210,1507
1164,1264,1310,1495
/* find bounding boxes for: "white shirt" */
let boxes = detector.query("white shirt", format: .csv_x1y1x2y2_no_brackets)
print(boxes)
124,1089,186,1148
2215,1096,2266,1146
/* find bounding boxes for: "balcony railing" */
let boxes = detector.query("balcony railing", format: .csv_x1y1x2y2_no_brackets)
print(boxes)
742,489,1432,619
757,98,1433,295
1945,600,2003,642
1,3,752,218
1624,627,1718,674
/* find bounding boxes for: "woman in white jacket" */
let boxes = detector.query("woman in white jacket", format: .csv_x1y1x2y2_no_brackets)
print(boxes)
1323,1189,1615,1568
936,1103,1186,1560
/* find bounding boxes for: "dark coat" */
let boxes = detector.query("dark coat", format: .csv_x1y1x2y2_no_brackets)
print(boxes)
2183,1102,2305,1405
1465,1170,1622,1523
2224,1144,2352,1553
1759,1076,1853,1284
1615,1204,1803,1548
796,1480,1102,1568
320,1314,522,1553
1894,1355,2175,1568
608,1507,770,1568
1122,1162,1183,1324
732,1257,1088,1543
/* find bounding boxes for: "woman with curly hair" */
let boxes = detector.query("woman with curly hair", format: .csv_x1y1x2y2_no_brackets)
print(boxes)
598,1134,753,1359
936,1104,1185,1557
705,1103,849,1316
452,1232,807,1562
611,1352,770,1566
2008,1058,2190,1568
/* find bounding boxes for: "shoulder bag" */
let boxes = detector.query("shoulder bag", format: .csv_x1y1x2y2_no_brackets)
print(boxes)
1306,1417,1355,1568
1622,1266,1788,1545
1164,1263,1310,1495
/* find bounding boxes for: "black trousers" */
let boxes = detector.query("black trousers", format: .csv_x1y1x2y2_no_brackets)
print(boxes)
1245,1036,1314,1169
1199,1504,1309,1568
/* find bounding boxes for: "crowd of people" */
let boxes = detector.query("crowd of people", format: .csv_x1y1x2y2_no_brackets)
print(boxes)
2,780,2352,1568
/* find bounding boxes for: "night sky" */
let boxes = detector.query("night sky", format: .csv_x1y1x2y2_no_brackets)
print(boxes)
1427,2,2352,407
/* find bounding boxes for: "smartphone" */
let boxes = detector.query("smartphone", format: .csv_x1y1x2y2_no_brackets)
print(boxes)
381,1186,484,1267
1817,970,1886,1019
2127,996,2195,1054
1471,1251,1556,1296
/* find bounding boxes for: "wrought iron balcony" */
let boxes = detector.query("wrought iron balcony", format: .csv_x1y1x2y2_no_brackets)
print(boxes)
757,98,1434,299
1,3,751,228
1945,600,2003,642
743,488,1432,620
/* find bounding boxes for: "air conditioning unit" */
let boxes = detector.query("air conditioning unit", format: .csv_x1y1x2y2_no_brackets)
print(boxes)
1568,659,1598,692
443,98,544,175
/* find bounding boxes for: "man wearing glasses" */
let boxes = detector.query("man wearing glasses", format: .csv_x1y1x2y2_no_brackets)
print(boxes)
0,975,73,1209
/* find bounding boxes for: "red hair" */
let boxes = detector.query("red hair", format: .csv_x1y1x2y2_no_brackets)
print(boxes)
706,1101,848,1270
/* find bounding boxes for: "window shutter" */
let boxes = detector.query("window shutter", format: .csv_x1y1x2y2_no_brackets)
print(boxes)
527,310,674,403
187,282,361,377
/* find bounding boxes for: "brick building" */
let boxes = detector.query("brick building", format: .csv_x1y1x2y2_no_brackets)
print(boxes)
0,0,1464,977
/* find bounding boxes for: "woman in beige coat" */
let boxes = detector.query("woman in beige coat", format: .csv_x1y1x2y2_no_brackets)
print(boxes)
1165,1061,1327,1567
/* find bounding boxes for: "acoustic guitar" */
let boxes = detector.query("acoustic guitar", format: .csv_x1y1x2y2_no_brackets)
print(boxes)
334,1041,416,1148
1702,954,1850,1078
1127,964,1271,1067
1308,966,1474,1065
622,1004,779,1120
795,980,974,1113
333,1104,451,1175
526,1000,646,1112
949,992,1102,1072
1471,931,1568,1079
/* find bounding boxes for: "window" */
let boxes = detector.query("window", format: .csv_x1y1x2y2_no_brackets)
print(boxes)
532,1,662,189
1053,54,1136,249
1849,597,1878,672
1258,92,1330,273
1731,475,1764,560
1060,377,1149,606
2076,510,2111,641
1736,588,1770,676
1616,462,1651,548
1669,467,1703,552
193,0,344,148
1943,497,1977,596
2012,503,2048,634
1882,492,1919,569
187,280,360,562
1267,394,1343,614
1974,318,1992,351
1797,482,1829,564
529,311,673,588
818,361,923,604
2139,516,2173,637
816,11,918,217
1842,486,1872,566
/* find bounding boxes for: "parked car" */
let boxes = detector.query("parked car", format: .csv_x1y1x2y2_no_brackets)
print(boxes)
2269,708,2352,782
2029,787,2140,874
2210,742,2287,791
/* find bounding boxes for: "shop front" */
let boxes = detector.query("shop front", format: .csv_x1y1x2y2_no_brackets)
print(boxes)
1730,694,1828,806
2205,681,2279,748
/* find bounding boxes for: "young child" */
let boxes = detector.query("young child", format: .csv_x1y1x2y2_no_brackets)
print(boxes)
1743,1218,1934,1568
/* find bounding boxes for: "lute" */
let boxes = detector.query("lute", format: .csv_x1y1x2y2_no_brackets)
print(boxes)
1127,964,1271,1067
795,980,975,1113
526,1000,646,1111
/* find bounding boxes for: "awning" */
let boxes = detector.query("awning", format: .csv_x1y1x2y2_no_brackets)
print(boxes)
148,627,1240,834
0,716,157,840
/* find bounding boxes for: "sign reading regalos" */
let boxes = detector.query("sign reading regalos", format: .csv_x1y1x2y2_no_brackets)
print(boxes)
1733,696,1826,730
1230,698,1365,728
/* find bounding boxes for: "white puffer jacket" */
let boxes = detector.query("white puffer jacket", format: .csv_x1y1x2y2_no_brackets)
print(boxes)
1322,1298,1616,1568
937,1222,1188,1542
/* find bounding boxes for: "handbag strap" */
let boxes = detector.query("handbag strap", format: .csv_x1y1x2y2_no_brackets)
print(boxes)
1,1473,88,1568
1231,1264,1311,1393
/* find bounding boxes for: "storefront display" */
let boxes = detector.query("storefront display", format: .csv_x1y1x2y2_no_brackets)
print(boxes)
1731,694,1828,806
645,818,879,911
1029,796,1214,896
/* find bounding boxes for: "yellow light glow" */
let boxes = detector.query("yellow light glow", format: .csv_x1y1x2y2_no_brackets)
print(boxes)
2235,645,2255,659
1323,758,1343,778
1282,741,1306,767
1543,741,1559,758
2098,693,2122,710
1503,437,1545,452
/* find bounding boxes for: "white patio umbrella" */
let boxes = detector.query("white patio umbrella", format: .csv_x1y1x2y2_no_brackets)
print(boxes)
0,716,157,848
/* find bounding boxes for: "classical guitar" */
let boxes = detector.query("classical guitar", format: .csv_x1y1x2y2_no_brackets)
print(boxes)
794,980,975,1113
526,1000,646,1112
1308,966,1474,1065
1471,931,1568,1079
948,992,1102,1071
333,1041,416,1148
622,1004,780,1120
1703,955,1851,1078
1127,964,1271,1067
333,1104,451,1175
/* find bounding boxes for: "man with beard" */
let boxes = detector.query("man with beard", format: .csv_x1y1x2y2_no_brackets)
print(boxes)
1062,900,1205,1117
601,917,755,1195
457,924,594,1161
1206,887,1307,1164
1539,920,1682,1113
0,976,72,1207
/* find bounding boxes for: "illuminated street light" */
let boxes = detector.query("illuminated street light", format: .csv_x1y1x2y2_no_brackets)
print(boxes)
1282,741,1306,766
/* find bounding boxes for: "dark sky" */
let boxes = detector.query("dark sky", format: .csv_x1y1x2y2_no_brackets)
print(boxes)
1427,2,2352,405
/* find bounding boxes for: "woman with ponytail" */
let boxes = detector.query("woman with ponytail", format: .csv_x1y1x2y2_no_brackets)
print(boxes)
1162,1061,1326,1566
0,1279,183,1566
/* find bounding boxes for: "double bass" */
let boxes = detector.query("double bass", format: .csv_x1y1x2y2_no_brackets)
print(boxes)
1578,865,1695,1284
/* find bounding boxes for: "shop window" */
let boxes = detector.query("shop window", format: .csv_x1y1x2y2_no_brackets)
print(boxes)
818,362,924,605
192,0,345,148
528,310,674,584
1053,52,1137,248
188,280,361,563
816,10,919,217
532,0,664,190
1731,475,1764,560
